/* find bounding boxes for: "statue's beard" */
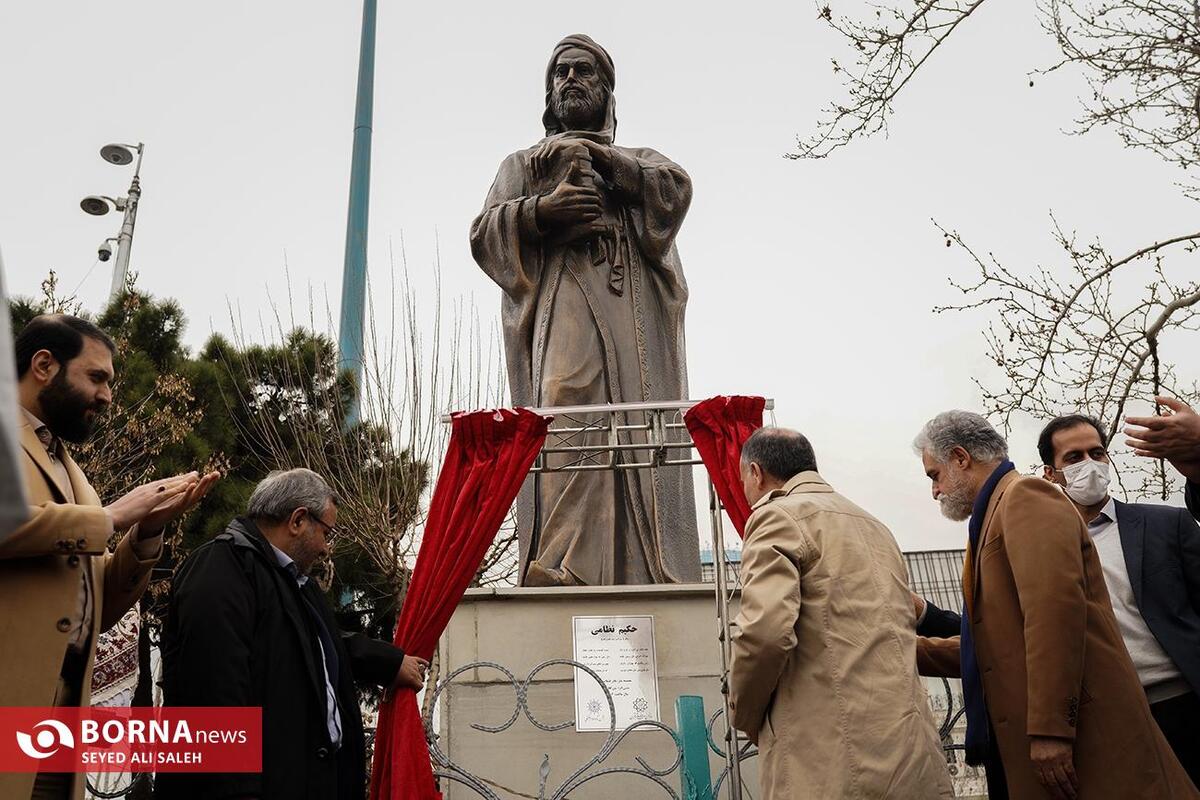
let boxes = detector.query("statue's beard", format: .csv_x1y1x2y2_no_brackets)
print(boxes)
552,86,604,131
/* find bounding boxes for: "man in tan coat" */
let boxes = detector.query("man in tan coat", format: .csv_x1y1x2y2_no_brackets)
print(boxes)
914,410,1198,800
729,427,953,799
2,314,218,800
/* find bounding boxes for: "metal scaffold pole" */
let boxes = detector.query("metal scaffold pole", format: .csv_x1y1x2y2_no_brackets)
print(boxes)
709,480,744,800
437,397,765,798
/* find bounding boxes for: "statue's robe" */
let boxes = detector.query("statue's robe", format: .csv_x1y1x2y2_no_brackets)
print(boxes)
470,133,700,586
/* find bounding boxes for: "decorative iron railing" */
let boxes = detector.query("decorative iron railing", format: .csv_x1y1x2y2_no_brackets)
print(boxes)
415,658,971,800
422,658,700,800
88,645,972,799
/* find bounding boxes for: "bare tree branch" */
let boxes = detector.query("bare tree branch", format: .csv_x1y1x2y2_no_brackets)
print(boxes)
937,219,1200,498
792,0,989,159
1039,0,1200,172
799,0,1200,192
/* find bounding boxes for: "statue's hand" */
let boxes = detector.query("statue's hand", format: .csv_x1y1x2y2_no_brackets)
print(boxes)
571,139,613,179
530,138,586,183
536,154,604,232
553,218,612,246
529,137,614,184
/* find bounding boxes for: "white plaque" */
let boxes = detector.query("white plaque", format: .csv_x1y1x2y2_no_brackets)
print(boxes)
572,615,660,732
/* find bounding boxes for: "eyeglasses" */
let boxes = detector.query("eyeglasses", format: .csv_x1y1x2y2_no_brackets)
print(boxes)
306,511,339,543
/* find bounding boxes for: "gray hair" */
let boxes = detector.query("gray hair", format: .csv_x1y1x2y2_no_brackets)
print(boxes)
741,427,818,481
246,468,339,522
913,410,1009,464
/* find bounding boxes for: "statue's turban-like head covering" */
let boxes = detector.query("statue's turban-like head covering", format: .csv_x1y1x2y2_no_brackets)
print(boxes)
542,34,617,140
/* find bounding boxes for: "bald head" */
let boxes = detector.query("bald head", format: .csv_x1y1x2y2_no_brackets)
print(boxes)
740,428,818,506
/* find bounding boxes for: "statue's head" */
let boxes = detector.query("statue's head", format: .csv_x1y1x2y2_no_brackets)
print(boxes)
543,34,616,139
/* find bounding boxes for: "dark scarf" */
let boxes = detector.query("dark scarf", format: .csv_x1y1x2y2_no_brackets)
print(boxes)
962,460,1014,765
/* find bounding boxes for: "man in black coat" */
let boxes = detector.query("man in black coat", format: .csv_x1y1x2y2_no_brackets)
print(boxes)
1040,414,1200,788
157,468,428,800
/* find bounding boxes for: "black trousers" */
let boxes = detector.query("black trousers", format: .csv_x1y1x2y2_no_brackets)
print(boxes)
1151,691,1200,789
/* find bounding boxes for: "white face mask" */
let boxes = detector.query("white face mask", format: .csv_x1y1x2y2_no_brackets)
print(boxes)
1059,459,1111,506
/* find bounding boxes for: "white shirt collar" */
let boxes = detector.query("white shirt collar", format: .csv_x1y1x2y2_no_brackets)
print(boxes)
1089,496,1117,529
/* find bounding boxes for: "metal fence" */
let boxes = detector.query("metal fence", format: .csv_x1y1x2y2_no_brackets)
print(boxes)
904,549,966,612
699,548,966,608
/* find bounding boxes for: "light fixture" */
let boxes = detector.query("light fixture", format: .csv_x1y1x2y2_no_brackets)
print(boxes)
80,196,114,216
100,144,135,166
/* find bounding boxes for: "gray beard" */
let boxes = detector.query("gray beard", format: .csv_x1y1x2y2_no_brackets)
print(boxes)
938,484,975,522
552,92,602,131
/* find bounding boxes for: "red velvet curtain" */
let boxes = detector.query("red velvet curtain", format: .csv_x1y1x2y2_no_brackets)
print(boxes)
683,395,766,538
369,408,550,800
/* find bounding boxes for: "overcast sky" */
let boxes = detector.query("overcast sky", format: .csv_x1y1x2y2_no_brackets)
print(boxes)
2,1,1195,551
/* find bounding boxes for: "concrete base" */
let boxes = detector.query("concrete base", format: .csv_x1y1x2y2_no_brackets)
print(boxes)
436,583,753,799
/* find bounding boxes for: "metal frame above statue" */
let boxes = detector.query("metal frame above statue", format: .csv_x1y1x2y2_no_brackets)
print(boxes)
471,34,700,587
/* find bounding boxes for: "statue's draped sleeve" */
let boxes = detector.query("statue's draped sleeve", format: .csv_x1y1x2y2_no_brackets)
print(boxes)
470,150,545,408
612,148,692,265
470,151,541,302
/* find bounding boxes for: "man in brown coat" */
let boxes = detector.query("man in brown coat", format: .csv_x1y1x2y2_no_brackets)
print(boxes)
730,427,952,800
2,314,218,800
914,410,1197,800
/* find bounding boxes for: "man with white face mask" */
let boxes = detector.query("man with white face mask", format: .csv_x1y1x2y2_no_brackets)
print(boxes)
1039,414,1200,787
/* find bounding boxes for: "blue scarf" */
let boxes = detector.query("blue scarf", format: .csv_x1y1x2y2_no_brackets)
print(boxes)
961,460,1014,765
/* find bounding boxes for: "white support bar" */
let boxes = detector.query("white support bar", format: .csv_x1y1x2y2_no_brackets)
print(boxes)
440,397,774,424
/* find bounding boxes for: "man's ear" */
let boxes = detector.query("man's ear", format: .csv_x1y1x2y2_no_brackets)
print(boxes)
750,462,764,488
1041,465,1056,482
950,446,971,472
27,350,59,383
287,507,308,535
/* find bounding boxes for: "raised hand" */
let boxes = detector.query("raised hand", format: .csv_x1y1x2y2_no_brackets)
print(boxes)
105,473,200,532
139,470,221,535
1125,396,1200,482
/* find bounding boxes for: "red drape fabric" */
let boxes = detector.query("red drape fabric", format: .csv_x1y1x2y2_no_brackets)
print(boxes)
683,395,766,538
369,408,551,800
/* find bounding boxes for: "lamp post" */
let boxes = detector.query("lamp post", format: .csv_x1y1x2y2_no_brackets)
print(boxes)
80,142,144,303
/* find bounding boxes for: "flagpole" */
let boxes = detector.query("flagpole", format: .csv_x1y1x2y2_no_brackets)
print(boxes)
338,0,378,427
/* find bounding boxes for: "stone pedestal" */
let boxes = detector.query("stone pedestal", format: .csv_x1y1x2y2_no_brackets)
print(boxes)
435,584,754,799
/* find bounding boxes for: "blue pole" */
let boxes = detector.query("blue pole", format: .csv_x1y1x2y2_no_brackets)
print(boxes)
675,695,714,800
338,0,377,427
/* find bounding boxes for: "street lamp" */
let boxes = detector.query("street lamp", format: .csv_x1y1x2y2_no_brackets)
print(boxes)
80,142,144,303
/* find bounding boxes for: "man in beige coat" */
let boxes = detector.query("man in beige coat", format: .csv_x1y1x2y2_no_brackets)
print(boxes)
729,427,953,799
2,314,218,800
914,410,1198,800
